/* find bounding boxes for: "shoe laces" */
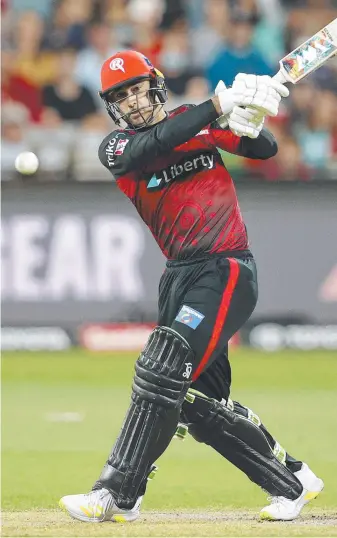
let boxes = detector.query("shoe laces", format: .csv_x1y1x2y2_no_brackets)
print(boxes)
84,489,141,514
85,489,112,511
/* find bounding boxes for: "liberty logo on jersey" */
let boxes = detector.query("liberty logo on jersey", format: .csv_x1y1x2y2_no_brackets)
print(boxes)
147,153,215,189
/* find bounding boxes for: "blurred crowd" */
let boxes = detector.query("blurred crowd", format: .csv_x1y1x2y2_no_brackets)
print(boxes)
1,0,337,182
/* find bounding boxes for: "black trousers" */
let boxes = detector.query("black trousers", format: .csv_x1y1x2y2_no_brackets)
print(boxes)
158,250,258,401
158,251,302,473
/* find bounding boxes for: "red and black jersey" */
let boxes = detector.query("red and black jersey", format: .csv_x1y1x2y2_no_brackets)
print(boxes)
99,99,277,260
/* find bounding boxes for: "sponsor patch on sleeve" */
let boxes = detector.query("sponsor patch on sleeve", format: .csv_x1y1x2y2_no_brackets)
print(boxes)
175,305,205,329
104,135,129,167
115,138,129,155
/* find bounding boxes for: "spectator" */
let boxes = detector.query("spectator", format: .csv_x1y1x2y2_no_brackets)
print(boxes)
229,0,285,65
28,109,75,178
2,3,15,49
1,103,32,175
206,10,273,90
295,90,337,171
12,11,58,87
1,50,42,122
288,81,317,127
72,115,111,181
101,0,134,45
11,0,54,17
168,75,211,109
185,0,205,29
159,22,199,95
75,24,121,99
252,9,285,66
42,49,98,122
128,0,165,66
1,0,9,12
257,136,312,181
189,0,230,69
311,66,337,95
285,0,337,52
184,76,211,103
328,114,337,179
160,0,186,29
42,0,92,51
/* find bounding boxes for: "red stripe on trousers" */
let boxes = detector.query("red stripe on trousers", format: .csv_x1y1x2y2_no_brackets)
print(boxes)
192,257,240,381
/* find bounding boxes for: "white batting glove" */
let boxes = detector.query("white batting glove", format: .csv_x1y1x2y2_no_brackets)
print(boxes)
215,79,265,138
215,74,289,121
232,74,289,117
214,80,230,128
228,106,265,139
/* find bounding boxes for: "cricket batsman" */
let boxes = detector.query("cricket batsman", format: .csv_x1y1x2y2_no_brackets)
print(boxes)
60,50,324,523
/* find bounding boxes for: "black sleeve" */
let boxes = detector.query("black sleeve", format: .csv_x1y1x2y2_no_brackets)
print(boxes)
98,100,219,177
237,128,278,160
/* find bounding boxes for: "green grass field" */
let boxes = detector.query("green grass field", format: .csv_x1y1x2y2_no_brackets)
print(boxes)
2,348,337,537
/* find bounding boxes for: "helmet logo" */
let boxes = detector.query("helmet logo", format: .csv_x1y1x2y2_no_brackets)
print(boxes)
110,58,125,73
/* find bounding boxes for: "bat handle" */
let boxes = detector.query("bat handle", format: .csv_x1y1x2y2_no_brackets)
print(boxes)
273,69,289,84
217,116,229,129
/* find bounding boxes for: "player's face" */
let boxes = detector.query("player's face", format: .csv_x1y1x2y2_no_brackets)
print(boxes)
112,80,154,127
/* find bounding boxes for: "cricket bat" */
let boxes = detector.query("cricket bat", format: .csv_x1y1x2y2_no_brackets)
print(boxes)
273,17,337,84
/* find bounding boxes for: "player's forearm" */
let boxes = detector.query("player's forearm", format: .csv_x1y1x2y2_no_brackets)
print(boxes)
152,99,220,150
211,96,223,116
129,100,220,162
237,128,278,160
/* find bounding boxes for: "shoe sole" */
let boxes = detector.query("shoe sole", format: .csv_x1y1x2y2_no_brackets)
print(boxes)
59,499,139,523
259,481,324,521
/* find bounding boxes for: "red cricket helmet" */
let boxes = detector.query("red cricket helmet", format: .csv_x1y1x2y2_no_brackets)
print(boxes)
99,50,168,129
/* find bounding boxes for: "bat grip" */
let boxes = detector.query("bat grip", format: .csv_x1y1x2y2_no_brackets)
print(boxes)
273,69,288,84
217,115,229,129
